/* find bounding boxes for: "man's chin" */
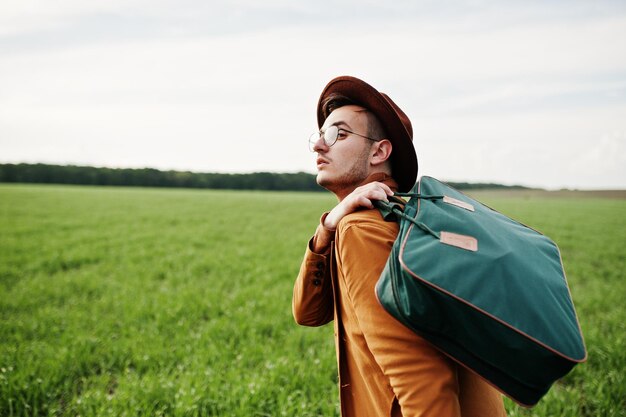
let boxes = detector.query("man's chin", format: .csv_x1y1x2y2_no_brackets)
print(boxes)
316,173,348,196
316,173,333,191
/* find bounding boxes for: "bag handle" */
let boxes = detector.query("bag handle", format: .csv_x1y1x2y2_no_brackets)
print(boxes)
373,198,441,239
395,193,476,212
374,194,479,252
393,192,444,200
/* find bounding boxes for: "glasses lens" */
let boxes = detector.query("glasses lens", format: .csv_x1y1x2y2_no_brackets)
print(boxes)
323,126,338,146
308,132,320,152
309,126,339,151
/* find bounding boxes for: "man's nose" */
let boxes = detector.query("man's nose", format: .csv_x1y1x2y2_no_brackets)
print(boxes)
312,135,328,153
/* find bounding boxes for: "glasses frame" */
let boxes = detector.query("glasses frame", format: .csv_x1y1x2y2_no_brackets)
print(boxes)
308,125,378,152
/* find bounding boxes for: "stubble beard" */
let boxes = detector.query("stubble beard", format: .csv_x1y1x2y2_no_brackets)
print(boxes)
316,146,371,198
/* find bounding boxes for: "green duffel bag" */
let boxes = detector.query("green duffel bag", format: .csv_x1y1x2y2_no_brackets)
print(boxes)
374,176,587,406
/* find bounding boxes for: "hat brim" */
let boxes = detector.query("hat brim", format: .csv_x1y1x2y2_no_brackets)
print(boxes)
317,76,418,192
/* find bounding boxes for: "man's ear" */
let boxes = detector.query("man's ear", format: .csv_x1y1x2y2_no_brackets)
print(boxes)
370,139,392,167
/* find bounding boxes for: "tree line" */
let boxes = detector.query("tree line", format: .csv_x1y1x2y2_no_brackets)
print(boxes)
0,163,529,191
0,163,323,191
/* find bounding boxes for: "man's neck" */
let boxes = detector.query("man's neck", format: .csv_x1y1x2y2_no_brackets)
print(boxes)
333,172,398,202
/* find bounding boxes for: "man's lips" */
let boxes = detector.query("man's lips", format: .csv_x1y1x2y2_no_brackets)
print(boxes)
316,157,330,169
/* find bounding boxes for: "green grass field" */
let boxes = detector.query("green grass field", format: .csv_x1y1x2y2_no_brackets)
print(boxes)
1,184,624,416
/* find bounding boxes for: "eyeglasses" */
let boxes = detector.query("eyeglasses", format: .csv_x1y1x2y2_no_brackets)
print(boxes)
308,125,378,152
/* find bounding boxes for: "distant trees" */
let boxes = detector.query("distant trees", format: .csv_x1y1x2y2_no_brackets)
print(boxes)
0,163,530,191
0,163,323,191
441,181,529,190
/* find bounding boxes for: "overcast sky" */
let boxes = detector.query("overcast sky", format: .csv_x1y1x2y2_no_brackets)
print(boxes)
1,0,625,189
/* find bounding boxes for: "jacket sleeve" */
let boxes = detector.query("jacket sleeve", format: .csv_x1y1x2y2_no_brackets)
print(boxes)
337,218,463,417
292,237,334,327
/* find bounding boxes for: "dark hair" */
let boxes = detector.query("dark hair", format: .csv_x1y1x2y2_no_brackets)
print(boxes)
321,93,389,141
321,93,358,119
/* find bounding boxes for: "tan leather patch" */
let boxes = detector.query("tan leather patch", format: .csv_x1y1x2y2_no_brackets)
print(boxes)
443,195,475,212
440,231,478,252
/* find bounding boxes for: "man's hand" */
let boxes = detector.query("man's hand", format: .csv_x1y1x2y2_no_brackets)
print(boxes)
324,182,394,230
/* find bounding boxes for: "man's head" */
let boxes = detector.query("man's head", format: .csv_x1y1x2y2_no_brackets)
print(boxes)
311,95,393,199
311,76,418,196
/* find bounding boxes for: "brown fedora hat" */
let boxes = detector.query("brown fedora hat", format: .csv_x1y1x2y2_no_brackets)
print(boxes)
317,75,418,192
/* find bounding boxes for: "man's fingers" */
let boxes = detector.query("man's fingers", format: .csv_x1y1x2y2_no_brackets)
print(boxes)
359,196,375,209
350,195,371,209
329,181,394,228
365,188,389,202
347,182,395,211
373,182,393,196
363,182,393,197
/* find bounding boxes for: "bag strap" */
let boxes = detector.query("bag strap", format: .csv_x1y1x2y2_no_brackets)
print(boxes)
373,195,442,239
374,194,479,252
393,192,444,200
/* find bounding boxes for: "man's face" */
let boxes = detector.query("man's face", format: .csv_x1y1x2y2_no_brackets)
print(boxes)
313,105,373,199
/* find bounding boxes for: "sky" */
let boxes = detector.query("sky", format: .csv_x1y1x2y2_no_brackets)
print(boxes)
1,0,625,190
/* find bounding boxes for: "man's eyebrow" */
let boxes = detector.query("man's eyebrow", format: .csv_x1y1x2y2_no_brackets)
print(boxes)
331,121,351,129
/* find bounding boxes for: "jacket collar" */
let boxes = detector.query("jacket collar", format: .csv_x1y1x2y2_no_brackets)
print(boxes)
357,172,399,192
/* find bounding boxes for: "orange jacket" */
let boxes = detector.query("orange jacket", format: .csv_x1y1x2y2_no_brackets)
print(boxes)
293,174,506,417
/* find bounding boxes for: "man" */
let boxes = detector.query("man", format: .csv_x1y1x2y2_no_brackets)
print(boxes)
292,76,506,417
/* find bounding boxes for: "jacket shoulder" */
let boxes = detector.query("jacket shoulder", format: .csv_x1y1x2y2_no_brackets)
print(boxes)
338,208,397,235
